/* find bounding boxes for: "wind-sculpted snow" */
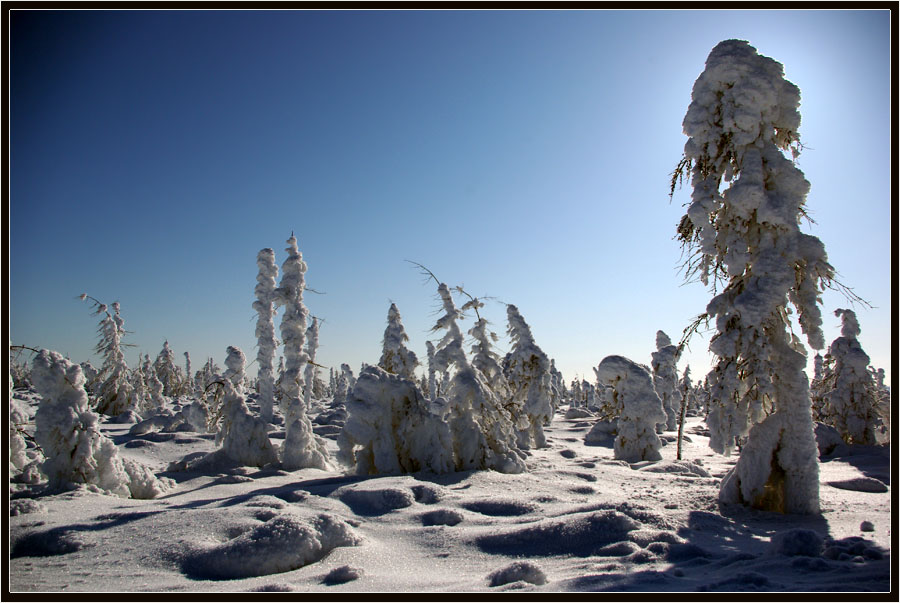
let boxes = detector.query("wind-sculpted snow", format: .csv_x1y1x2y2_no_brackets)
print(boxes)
474,510,641,556
176,512,360,580
7,387,890,593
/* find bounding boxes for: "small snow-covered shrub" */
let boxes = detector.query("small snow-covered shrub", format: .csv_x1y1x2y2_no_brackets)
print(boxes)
32,349,172,498
216,379,278,468
338,366,454,475
595,355,666,463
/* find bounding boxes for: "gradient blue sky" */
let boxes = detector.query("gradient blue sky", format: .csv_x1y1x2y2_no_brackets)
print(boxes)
9,8,893,388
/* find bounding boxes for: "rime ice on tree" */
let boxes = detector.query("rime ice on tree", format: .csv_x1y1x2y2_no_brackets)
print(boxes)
650,331,682,432
32,349,173,498
675,39,835,514
82,296,134,416
337,366,454,475
154,341,181,397
378,303,419,380
432,283,524,474
595,355,666,463
503,305,553,449
821,309,880,445
254,247,279,424
273,235,329,471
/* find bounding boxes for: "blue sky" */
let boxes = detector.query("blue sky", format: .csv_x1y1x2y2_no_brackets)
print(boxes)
9,9,893,388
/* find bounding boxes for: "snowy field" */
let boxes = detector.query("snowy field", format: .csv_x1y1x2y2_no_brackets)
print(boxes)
8,388,891,594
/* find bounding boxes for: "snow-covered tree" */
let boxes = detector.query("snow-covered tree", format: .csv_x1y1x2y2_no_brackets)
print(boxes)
432,283,524,474
32,349,173,498
254,247,279,424
338,366,454,475
674,40,836,514
154,341,181,397
82,296,134,416
223,346,247,395
141,354,166,414
650,331,682,431
215,378,278,468
503,304,553,449
304,317,321,409
273,235,329,471
594,355,666,463
378,303,419,380
810,353,826,421
467,302,509,401
820,309,879,445
425,341,438,399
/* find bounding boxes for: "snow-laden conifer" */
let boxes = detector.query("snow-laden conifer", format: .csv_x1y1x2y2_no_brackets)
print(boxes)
154,341,181,397
594,355,666,462
216,378,278,468
223,346,247,395
820,309,879,445
338,366,454,475
675,40,834,514
142,354,166,414
467,303,509,401
432,283,524,474
82,296,134,416
273,235,328,470
650,331,682,431
378,303,419,380
503,305,553,449
254,247,279,424
425,341,438,399
304,317,321,409
32,349,173,498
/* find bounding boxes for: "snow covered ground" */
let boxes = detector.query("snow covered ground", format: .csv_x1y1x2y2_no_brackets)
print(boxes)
8,389,891,594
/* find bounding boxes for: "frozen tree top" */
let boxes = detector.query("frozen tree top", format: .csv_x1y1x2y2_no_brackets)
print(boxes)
834,308,861,339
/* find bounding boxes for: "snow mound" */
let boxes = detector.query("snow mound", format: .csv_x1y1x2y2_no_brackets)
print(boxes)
461,499,537,516
475,510,640,556
322,565,363,585
178,513,359,580
826,477,889,493
420,509,464,526
637,460,711,477
335,485,415,516
9,499,47,516
11,527,86,558
487,560,547,587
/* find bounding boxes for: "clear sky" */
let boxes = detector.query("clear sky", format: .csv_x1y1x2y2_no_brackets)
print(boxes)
8,8,893,388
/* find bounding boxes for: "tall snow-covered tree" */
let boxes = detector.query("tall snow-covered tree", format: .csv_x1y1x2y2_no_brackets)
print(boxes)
674,39,837,514
273,235,329,470
503,304,553,449
820,309,879,445
595,355,667,463
378,303,419,380
650,331,682,432
254,247,279,424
